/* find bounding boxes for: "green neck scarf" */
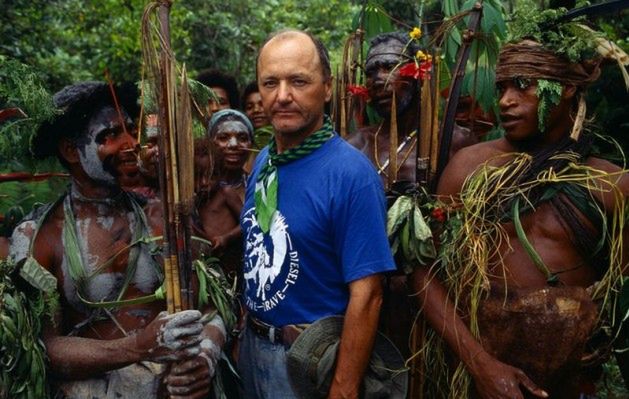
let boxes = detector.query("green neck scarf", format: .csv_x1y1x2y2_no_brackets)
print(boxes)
254,125,274,149
254,116,334,233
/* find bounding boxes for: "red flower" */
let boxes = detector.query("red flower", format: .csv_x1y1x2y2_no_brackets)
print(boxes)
399,60,432,81
431,207,446,222
347,85,370,101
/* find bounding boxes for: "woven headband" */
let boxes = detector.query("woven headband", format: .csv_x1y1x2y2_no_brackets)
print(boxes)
496,42,601,87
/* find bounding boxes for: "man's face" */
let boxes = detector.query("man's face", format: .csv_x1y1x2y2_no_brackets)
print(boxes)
497,78,541,144
257,33,332,138
78,106,138,185
211,120,252,171
209,87,230,116
244,91,269,129
365,40,415,118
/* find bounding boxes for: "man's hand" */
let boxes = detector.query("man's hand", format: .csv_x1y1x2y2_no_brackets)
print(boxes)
165,314,226,399
471,353,548,399
135,310,204,363
209,235,228,254
165,356,213,399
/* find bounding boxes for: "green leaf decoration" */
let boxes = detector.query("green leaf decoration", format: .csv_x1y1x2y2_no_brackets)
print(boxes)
194,257,237,332
387,188,444,273
536,79,563,133
19,257,57,293
508,7,601,63
413,205,432,241
387,195,413,235
1,258,56,398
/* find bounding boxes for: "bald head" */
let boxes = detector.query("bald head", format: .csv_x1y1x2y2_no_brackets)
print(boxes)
257,30,331,82
255,29,333,149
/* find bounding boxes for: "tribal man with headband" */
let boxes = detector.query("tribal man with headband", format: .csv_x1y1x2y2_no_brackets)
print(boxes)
347,31,477,358
348,31,476,188
9,81,226,399
195,109,253,283
411,12,629,398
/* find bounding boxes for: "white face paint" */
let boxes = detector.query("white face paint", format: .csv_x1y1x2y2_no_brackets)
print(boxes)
215,121,250,147
77,106,132,185
79,132,116,185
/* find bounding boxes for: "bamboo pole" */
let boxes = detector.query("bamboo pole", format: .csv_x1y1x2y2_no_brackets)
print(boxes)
388,93,398,190
434,1,483,187
430,54,441,180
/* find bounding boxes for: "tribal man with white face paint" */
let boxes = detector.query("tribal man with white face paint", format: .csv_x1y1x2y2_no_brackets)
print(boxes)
194,109,253,284
9,81,226,399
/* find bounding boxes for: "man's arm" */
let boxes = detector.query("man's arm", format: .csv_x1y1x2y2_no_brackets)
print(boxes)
410,145,547,398
43,310,205,380
328,274,383,399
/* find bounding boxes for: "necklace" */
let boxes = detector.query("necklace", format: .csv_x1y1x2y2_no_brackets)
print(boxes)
373,124,417,178
70,183,125,205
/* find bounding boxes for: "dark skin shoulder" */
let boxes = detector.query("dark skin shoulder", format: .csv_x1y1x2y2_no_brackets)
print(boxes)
584,156,629,212
437,137,513,198
30,201,64,275
584,156,629,276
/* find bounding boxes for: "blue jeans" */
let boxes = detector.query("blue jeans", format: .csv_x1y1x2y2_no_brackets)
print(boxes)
238,325,298,399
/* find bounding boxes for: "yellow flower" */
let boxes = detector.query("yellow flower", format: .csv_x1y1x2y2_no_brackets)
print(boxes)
416,50,427,61
409,27,422,40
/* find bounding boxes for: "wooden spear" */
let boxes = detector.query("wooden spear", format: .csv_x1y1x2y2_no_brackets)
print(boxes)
142,0,194,313
434,1,484,189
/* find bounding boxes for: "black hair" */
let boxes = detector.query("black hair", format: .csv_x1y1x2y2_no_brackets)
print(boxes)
196,69,240,109
368,31,420,61
241,81,259,109
32,81,139,161
256,29,331,81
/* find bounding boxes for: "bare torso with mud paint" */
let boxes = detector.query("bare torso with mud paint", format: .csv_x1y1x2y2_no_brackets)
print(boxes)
11,190,166,340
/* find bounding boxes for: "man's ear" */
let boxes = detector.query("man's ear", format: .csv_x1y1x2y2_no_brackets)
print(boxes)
324,76,333,103
562,84,577,101
58,138,80,165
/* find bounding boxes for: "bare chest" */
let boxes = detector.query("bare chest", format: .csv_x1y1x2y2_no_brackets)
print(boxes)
198,196,238,236
495,202,598,288
368,135,417,184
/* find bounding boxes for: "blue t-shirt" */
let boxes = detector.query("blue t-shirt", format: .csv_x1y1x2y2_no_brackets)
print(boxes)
241,134,395,326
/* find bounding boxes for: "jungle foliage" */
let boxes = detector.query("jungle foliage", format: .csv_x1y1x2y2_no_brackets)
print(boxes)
0,0,627,216
1,0,360,90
